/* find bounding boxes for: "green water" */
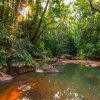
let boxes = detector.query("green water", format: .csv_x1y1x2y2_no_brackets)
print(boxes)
0,64,100,100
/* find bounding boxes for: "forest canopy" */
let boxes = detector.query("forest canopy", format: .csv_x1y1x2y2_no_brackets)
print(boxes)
0,0,100,68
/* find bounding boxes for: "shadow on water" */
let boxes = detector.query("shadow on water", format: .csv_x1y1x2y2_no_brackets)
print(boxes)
0,64,100,100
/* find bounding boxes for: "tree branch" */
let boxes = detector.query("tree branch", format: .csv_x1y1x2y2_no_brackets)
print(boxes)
33,0,49,44
33,19,54,43
88,0,100,13
40,18,54,34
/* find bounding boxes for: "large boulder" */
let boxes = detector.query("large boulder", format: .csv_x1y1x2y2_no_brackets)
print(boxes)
35,65,59,73
8,62,35,75
0,72,13,82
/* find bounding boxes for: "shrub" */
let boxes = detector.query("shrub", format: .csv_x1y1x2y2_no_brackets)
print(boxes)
12,39,35,65
0,46,8,67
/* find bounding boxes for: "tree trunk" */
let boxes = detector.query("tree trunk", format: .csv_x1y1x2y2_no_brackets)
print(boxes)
32,0,49,44
0,0,5,20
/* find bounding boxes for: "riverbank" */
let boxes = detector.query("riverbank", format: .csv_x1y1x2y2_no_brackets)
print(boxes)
0,59,100,82
54,59,100,67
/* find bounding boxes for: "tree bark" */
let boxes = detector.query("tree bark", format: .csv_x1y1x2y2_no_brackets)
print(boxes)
34,19,54,43
15,0,22,26
30,0,40,42
32,0,49,44
0,0,5,20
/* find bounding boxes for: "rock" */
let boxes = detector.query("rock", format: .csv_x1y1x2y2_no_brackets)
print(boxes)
42,55,51,61
9,62,35,75
0,72,13,82
35,65,59,73
35,69,44,73
85,65,90,67
35,63,41,68
61,54,72,59
12,62,25,68
35,63,44,73
74,93,84,100
46,68,59,73
61,54,79,60
44,65,59,73
0,68,7,73
54,91,60,99
90,64,97,67
71,56,79,60
61,55,66,59
18,84,31,92
51,57,58,62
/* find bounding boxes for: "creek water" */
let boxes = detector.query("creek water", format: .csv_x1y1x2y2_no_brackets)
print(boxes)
0,64,100,100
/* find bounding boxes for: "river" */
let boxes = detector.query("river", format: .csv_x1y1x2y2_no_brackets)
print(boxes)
0,64,100,100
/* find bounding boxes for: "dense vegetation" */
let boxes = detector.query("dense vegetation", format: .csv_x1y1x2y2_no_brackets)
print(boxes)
0,0,100,68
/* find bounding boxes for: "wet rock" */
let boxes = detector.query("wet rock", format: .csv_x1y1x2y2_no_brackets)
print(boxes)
74,93,84,100
61,55,66,59
65,54,72,59
18,84,31,92
35,65,59,73
0,72,13,82
85,65,90,67
9,62,35,75
61,54,79,60
71,56,79,60
86,64,98,67
35,69,44,73
35,63,44,73
54,91,60,99
61,54,72,59
50,57,58,62
0,68,7,73
90,64,98,67
12,63,27,68
44,66,59,73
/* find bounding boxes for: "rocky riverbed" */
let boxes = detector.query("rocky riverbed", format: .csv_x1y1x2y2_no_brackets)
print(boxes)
0,57,99,82
54,59,100,67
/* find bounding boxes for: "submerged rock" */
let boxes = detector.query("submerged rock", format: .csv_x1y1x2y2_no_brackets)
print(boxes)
0,72,13,82
44,66,59,73
35,65,59,73
54,91,60,99
18,84,31,92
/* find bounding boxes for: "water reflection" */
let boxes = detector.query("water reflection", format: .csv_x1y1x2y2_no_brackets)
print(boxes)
0,87,20,100
0,64,100,100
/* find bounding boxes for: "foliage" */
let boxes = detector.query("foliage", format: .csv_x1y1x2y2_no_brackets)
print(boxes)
12,38,35,65
0,22,35,67
74,11,100,59
33,41,52,57
0,0,100,68
0,46,8,67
